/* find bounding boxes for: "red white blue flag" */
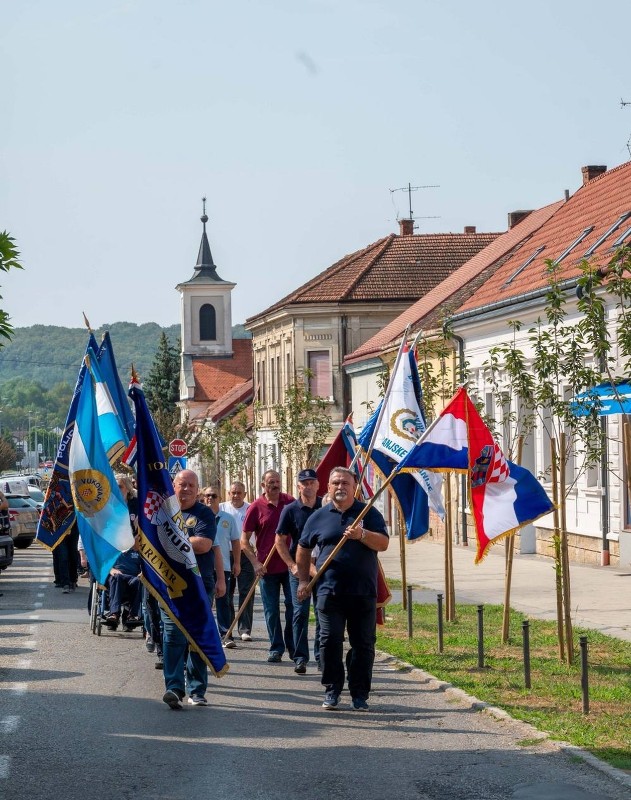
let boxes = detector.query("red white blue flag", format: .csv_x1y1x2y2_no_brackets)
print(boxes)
399,387,554,562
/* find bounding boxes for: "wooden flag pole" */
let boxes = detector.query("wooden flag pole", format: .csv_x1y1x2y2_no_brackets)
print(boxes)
501,436,523,644
559,431,574,664
224,544,278,642
550,437,566,663
398,507,407,611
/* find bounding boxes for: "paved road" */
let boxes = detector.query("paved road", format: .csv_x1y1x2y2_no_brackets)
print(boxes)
0,548,629,800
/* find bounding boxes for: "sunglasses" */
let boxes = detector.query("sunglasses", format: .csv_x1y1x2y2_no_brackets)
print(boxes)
204,493,218,499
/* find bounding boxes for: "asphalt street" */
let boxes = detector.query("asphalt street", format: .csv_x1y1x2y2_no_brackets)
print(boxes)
0,547,629,800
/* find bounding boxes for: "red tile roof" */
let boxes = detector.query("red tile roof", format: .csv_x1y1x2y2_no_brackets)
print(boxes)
191,339,252,403
344,202,563,365
205,379,254,423
457,161,631,314
246,231,500,324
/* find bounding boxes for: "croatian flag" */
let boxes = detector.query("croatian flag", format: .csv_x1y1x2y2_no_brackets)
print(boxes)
399,387,554,562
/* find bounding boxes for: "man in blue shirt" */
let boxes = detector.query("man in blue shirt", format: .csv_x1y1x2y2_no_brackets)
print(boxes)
297,467,389,712
275,468,322,674
161,470,225,710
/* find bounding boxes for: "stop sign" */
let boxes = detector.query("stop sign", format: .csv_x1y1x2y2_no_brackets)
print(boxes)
169,438,188,458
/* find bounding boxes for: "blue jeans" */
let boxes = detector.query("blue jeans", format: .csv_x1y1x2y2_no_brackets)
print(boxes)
259,571,294,657
288,572,310,664
161,580,215,698
317,593,376,700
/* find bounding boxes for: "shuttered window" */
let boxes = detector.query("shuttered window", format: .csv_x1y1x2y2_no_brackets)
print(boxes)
307,350,332,398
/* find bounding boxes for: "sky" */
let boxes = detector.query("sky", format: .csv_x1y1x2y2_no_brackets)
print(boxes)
2,0,631,331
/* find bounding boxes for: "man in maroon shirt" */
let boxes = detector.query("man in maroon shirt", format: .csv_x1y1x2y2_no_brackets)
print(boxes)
241,470,295,662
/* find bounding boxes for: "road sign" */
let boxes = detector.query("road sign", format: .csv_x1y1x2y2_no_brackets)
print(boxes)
169,438,188,458
168,456,187,477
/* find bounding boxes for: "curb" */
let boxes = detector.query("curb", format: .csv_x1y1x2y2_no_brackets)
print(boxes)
376,650,631,792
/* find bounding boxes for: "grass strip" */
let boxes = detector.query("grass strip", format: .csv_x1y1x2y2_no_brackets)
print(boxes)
376,601,631,771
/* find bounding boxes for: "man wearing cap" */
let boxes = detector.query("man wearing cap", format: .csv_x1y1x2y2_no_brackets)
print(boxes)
275,468,322,674
241,470,295,663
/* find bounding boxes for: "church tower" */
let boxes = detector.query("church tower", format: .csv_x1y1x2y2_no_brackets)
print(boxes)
177,201,252,423
176,200,236,359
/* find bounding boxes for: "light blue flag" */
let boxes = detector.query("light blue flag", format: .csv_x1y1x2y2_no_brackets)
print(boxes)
97,331,135,440
69,356,135,585
89,356,128,463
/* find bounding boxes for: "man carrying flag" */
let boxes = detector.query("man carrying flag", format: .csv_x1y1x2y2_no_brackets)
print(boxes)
129,377,228,710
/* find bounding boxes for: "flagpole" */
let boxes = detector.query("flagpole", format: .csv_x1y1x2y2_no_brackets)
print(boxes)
224,544,278,642
353,325,411,493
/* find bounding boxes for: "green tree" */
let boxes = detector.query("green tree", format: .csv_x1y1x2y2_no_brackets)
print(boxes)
272,375,332,486
144,332,181,443
200,405,257,494
481,248,631,662
0,436,17,471
0,231,23,345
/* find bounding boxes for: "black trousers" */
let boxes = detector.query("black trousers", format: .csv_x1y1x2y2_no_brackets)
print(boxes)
317,593,376,700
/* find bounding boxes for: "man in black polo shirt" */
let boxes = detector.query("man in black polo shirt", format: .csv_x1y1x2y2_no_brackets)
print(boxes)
275,468,322,675
296,467,389,712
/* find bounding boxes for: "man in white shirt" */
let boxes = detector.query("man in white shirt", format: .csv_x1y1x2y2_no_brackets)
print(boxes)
219,481,254,641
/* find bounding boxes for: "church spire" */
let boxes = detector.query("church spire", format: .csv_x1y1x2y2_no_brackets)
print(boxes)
192,196,224,281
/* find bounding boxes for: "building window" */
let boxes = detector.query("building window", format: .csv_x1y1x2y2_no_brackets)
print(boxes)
199,304,216,340
307,350,332,398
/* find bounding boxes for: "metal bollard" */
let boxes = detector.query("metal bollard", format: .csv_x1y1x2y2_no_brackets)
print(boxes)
437,593,444,653
477,604,485,669
522,619,531,689
580,635,589,714
406,585,413,639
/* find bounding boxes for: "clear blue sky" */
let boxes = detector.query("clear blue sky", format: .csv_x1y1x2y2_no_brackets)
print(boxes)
2,0,631,330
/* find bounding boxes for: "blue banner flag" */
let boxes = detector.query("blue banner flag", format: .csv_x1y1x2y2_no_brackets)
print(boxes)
89,356,128,463
36,334,100,549
69,356,135,584
97,331,135,439
129,377,228,677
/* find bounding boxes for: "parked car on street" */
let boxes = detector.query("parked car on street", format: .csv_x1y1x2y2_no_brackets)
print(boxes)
6,494,39,549
0,492,14,570
27,485,45,511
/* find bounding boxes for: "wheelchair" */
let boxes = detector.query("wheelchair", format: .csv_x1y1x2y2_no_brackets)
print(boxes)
90,575,144,637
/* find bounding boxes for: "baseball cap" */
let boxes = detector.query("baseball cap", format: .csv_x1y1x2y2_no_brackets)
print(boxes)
298,468,318,482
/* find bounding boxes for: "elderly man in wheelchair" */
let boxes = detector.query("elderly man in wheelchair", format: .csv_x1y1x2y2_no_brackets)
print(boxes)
104,537,143,632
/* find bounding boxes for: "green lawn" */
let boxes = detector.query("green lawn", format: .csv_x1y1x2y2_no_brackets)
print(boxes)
376,601,631,771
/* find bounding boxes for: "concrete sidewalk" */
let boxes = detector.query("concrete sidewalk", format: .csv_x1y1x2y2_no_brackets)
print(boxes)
379,536,631,643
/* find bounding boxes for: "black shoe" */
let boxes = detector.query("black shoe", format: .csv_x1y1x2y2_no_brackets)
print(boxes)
155,655,164,670
62,585,71,594
267,652,282,663
351,697,369,712
316,659,322,672
294,662,307,674
322,691,340,710
146,636,156,654
162,690,182,710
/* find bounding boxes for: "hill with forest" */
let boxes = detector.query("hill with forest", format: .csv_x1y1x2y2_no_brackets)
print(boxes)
0,322,251,388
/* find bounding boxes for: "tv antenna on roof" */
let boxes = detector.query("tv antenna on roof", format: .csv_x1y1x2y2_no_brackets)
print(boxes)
390,182,440,229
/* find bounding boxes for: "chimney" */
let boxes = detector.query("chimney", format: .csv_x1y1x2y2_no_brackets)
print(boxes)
507,210,533,229
581,165,606,186
399,218,414,236
464,225,476,234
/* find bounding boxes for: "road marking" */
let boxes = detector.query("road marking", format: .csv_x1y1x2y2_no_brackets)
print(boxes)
22,641,37,650
33,602,43,609
8,684,28,696
0,717,19,734
28,615,39,620
36,592,45,598
0,755,10,779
